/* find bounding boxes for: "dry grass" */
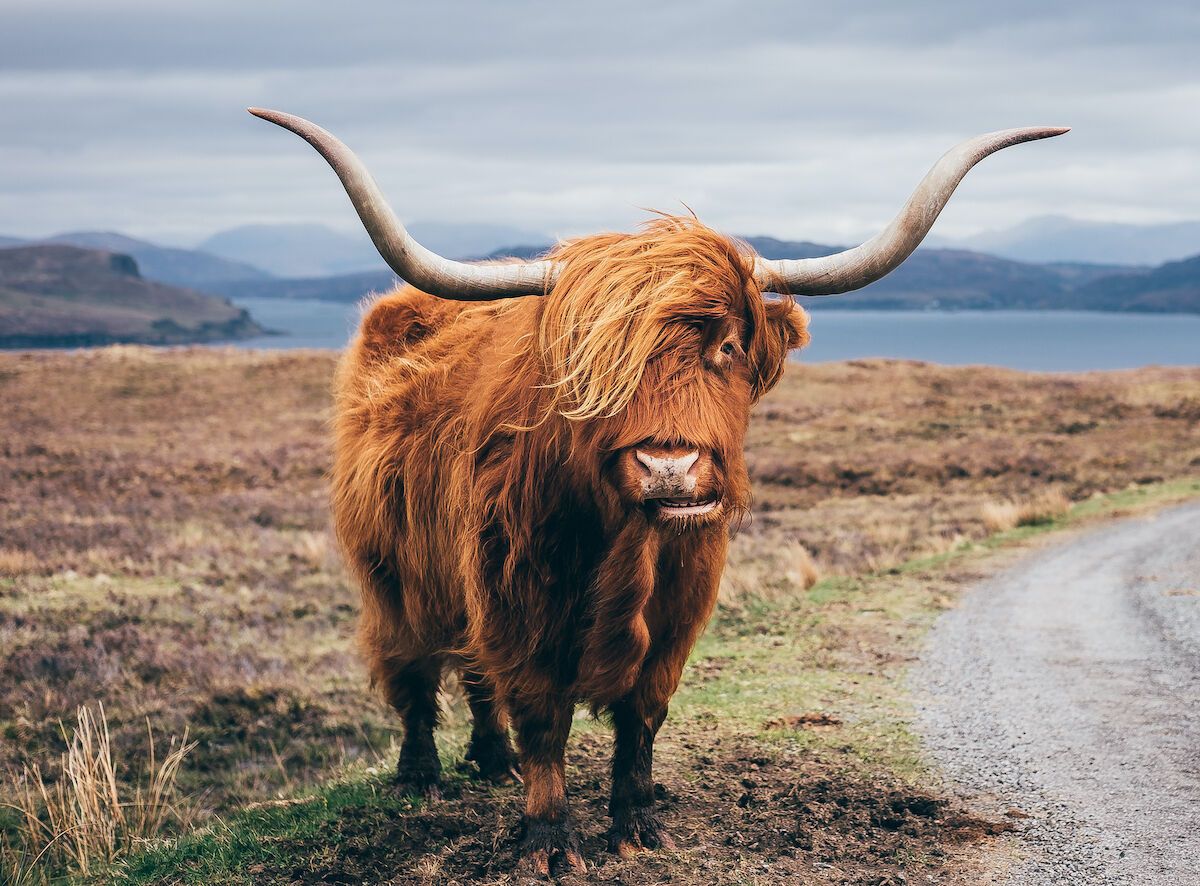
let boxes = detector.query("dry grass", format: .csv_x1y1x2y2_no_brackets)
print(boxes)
981,488,1072,532
0,548,37,577
2,705,194,884
720,536,820,609
747,359,1200,573
0,347,1197,880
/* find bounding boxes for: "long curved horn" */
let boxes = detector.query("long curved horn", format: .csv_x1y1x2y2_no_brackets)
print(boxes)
754,126,1069,296
248,108,557,300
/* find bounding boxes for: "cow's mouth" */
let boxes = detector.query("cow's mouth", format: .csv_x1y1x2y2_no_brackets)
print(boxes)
653,497,720,518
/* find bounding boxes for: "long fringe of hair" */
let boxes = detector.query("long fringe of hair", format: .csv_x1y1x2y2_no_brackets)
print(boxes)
539,216,760,421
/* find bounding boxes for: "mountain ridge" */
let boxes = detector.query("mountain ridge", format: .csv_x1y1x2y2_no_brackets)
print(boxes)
937,214,1200,266
207,237,1198,313
5,223,1199,314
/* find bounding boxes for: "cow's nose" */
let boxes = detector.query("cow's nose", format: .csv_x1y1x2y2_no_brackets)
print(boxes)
634,449,700,498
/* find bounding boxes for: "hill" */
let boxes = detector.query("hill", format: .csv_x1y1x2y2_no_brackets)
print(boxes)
0,245,267,347
1068,253,1200,312
825,247,1076,309
1,231,272,289
944,215,1200,266
745,237,1084,309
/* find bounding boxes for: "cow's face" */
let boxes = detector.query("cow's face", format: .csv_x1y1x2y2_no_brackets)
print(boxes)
541,219,809,528
600,289,808,528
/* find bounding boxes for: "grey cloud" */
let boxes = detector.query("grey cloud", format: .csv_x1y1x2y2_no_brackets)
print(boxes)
0,1,1196,244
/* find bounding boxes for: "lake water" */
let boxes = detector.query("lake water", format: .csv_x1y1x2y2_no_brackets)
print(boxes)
231,297,1199,372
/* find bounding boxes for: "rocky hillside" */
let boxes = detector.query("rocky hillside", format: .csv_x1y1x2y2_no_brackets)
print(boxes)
0,245,267,347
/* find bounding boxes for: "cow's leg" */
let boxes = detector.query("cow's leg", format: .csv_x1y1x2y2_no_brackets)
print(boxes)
607,631,707,858
511,692,587,876
378,655,444,799
461,669,519,783
607,691,675,858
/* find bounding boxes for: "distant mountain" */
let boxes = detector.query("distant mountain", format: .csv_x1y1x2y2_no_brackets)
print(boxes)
742,237,840,261
835,247,1071,309
0,245,266,347
743,236,1183,310
944,215,1200,266
735,236,1132,309
199,224,383,278
213,269,399,303
1,231,272,289
199,222,551,278
409,223,553,261
206,234,1192,312
6,225,1196,317
482,244,554,261
208,243,555,302
1067,254,1200,313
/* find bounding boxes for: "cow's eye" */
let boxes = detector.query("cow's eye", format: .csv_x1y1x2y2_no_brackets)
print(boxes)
720,340,738,357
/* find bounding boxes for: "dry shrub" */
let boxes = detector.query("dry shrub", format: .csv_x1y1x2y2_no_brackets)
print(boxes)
980,501,1021,533
720,536,821,607
290,530,333,571
3,705,194,883
981,489,1071,533
0,548,37,577
781,541,821,590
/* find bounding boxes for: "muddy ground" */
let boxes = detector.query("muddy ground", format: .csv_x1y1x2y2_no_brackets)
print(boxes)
232,734,1011,886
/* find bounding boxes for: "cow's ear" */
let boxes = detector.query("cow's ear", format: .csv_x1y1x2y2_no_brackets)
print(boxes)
750,297,810,400
765,298,810,351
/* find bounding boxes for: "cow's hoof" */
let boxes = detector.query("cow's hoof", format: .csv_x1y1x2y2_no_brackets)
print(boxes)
475,761,522,785
517,819,587,879
465,735,521,784
608,807,676,859
391,766,442,802
390,778,442,802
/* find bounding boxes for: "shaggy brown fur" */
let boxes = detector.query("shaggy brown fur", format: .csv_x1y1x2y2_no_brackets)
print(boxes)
332,216,809,875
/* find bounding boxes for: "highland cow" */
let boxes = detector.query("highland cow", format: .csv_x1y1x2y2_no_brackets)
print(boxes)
250,109,1065,876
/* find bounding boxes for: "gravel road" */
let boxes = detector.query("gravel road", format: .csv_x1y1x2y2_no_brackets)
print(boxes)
913,501,1200,885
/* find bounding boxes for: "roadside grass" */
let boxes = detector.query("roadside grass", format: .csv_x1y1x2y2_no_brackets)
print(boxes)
980,488,1070,532
101,476,1200,886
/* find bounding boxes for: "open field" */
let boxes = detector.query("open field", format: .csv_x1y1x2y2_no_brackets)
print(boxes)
1,347,1198,883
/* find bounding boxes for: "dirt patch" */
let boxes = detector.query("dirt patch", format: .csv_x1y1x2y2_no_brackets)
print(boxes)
765,712,844,730
236,735,1007,885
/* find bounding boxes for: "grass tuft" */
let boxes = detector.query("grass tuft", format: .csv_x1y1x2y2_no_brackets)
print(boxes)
2,705,195,884
0,548,37,577
981,488,1071,532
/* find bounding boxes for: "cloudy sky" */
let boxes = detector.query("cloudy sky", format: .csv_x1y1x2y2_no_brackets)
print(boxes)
2,0,1198,246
